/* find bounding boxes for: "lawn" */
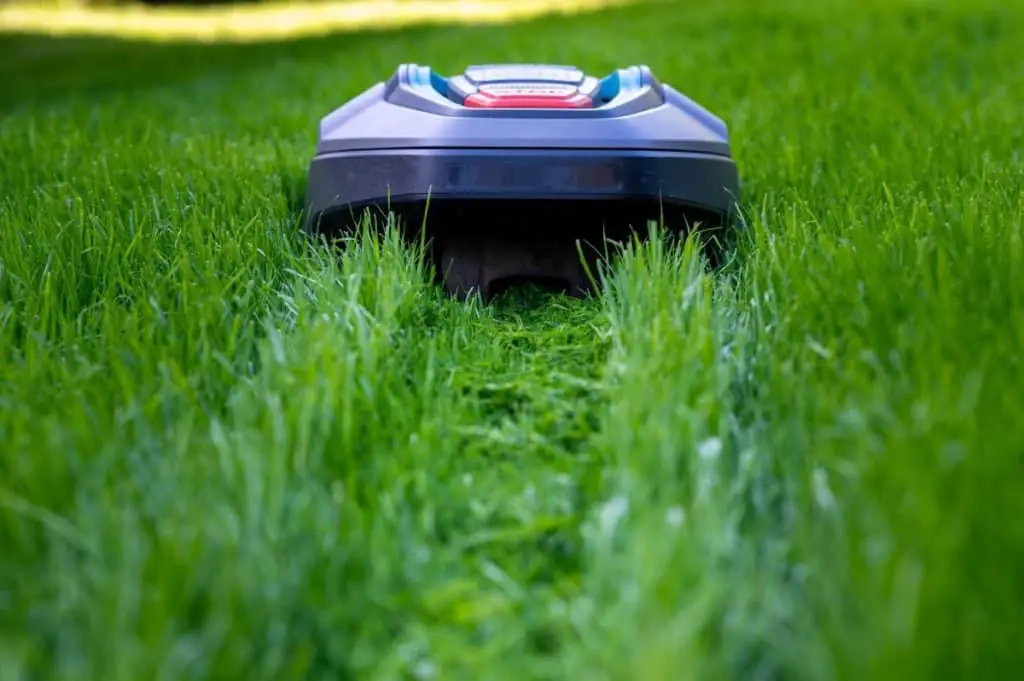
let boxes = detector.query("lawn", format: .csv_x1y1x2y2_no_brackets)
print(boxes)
1,0,1023,679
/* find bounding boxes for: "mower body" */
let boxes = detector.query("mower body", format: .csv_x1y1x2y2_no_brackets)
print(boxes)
304,63,740,299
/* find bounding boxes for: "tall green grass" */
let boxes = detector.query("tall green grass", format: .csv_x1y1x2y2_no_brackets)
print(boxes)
2,0,1023,678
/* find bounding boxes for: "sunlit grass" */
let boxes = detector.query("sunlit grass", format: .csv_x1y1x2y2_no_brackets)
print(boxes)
0,0,637,42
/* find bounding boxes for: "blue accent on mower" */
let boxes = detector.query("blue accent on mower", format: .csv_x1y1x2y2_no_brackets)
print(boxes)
303,63,741,300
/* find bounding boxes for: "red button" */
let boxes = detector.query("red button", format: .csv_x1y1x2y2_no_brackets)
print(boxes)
464,84,592,109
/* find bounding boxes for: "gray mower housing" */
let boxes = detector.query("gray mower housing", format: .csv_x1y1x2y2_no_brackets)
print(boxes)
303,63,740,299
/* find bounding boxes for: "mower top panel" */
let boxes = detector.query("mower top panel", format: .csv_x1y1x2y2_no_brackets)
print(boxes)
314,63,732,155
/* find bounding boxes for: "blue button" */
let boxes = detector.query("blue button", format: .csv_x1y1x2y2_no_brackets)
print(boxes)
404,64,450,98
595,66,650,104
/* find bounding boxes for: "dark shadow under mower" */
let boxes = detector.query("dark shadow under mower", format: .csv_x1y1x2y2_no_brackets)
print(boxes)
310,196,732,300
302,63,741,301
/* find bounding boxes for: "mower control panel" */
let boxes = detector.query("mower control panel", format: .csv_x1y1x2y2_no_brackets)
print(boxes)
457,64,594,109
386,63,662,114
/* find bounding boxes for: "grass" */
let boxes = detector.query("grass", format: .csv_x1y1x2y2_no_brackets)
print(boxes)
1,0,1023,678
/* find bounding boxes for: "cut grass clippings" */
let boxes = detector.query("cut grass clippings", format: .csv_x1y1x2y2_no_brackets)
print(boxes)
2,0,1024,679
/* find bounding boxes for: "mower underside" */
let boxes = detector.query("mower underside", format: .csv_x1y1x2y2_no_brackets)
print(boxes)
311,197,729,300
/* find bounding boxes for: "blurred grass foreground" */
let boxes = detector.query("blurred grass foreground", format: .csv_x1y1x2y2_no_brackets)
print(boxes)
0,0,636,42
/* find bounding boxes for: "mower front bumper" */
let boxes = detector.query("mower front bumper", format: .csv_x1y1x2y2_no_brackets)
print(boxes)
304,147,739,231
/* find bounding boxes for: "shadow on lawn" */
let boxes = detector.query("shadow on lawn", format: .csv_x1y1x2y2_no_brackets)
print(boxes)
0,1,659,112
0,25,415,111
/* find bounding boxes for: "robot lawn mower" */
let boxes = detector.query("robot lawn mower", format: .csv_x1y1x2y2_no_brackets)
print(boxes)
303,63,740,300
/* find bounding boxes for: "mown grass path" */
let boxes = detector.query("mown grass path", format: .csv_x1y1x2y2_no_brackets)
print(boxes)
2,0,1023,679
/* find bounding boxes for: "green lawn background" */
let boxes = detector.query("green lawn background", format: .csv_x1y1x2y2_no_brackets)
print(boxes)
1,0,1023,679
